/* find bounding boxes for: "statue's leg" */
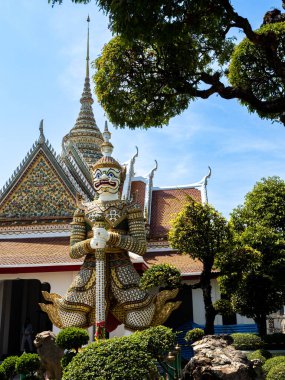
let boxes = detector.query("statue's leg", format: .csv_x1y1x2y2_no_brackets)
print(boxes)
57,288,95,328
111,264,155,330
56,268,96,328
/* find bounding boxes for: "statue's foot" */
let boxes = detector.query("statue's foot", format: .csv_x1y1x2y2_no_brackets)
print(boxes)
151,289,181,326
40,291,91,329
125,302,156,330
39,292,65,329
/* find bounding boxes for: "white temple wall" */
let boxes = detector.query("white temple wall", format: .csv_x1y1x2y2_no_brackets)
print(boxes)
185,278,254,326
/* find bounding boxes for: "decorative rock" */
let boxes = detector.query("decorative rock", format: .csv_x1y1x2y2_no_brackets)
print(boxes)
182,335,256,380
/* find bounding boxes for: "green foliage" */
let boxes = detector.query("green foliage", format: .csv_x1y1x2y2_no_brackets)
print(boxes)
228,22,285,123
1,356,18,379
50,0,285,126
62,336,160,380
61,351,77,369
169,197,231,334
262,356,285,375
169,198,231,262
247,349,271,364
56,327,89,352
94,36,192,129
15,353,40,376
213,299,233,316
266,362,285,380
231,177,285,234
219,177,285,335
139,264,181,290
132,326,176,358
231,333,264,351
184,328,205,344
0,366,5,380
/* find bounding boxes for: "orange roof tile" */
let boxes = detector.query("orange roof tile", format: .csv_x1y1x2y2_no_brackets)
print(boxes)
144,251,203,274
0,237,205,276
0,237,79,266
150,188,201,238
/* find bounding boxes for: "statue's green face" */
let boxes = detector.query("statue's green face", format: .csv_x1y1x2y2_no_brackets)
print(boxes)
93,166,121,194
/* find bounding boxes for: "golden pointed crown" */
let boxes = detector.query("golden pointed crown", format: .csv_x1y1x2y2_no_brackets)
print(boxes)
91,121,126,181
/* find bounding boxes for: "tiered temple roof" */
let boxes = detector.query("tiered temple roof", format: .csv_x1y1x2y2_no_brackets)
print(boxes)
61,16,103,171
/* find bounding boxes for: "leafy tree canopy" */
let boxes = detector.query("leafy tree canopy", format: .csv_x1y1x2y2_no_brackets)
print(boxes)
218,177,285,335
169,198,231,264
139,263,181,290
50,0,285,127
231,176,285,234
169,197,231,334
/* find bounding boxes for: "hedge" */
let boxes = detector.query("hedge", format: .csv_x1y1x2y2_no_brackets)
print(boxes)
132,325,176,358
62,336,159,380
1,355,18,379
0,366,5,380
56,327,89,353
262,356,285,376
185,328,205,344
266,362,285,380
231,333,264,350
247,349,271,364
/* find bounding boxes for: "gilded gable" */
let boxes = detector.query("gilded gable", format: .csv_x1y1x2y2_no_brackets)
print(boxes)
0,153,76,219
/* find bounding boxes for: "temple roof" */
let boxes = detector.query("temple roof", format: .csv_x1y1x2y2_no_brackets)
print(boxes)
0,237,204,275
149,187,202,239
144,251,203,274
0,125,78,221
0,237,73,266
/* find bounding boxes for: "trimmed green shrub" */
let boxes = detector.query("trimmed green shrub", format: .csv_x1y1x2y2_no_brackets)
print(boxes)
132,325,176,358
231,333,264,350
266,362,285,380
15,353,40,377
258,349,272,360
62,336,159,380
56,327,89,353
262,356,285,376
61,351,76,369
0,366,5,380
213,299,233,316
247,349,271,364
1,355,18,379
140,264,181,290
185,328,205,344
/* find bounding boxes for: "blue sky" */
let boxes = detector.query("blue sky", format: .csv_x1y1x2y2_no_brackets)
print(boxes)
0,0,284,218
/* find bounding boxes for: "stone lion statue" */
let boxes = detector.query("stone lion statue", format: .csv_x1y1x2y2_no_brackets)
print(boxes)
34,331,64,380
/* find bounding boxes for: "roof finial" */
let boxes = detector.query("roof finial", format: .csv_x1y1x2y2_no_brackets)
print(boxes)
39,119,45,144
86,15,90,78
101,121,113,157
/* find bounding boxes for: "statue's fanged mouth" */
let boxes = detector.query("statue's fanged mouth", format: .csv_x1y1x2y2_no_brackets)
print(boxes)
95,180,117,189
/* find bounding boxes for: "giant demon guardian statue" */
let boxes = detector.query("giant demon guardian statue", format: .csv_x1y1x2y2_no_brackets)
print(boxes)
40,124,180,336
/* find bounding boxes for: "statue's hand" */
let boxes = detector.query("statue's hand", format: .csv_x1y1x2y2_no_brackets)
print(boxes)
93,227,110,242
90,237,107,249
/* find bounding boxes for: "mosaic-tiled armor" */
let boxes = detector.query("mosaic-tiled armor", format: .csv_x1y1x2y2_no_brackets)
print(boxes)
65,199,156,330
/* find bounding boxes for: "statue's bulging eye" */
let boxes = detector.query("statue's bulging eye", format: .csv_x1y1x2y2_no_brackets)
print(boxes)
108,172,114,178
95,172,101,179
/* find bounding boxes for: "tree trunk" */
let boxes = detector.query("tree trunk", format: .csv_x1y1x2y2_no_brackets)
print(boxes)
255,314,267,337
201,270,216,335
